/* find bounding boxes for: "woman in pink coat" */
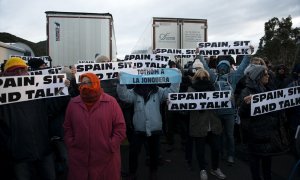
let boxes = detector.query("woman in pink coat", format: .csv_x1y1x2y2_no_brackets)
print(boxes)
64,72,126,180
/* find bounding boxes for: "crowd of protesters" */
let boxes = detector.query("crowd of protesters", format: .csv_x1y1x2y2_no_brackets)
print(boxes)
0,50,299,180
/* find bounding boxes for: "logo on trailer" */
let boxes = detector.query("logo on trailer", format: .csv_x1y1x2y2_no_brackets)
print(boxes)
159,33,175,41
55,22,60,41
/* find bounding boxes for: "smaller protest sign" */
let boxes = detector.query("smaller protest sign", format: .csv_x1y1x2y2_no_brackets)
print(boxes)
119,68,182,84
168,91,232,110
251,86,300,116
196,41,251,56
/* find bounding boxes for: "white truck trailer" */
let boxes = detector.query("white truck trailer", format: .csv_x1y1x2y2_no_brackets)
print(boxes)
45,11,117,66
0,42,26,64
132,17,207,64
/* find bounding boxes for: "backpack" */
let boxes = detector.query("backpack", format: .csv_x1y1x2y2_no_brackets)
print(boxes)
213,74,233,92
213,74,236,113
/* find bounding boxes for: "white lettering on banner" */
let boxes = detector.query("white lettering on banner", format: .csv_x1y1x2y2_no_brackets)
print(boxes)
196,41,251,56
251,86,300,116
0,74,69,105
168,91,232,110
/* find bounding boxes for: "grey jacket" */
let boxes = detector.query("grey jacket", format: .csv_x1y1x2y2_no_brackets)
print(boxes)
117,83,180,136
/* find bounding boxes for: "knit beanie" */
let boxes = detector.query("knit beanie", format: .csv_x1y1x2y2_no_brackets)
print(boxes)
168,60,176,68
60,66,73,80
216,60,230,74
244,64,262,75
28,58,46,70
192,59,204,69
4,57,28,71
217,60,230,68
248,66,266,81
95,55,109,63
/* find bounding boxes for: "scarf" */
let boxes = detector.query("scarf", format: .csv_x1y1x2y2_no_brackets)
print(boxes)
133,84,158,102
191,79,215,92
79,73,102,109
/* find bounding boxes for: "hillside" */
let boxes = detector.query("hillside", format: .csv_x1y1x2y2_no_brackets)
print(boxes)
0,32,47,56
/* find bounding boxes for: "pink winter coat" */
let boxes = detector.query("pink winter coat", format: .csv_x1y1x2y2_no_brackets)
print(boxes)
64,93,126,180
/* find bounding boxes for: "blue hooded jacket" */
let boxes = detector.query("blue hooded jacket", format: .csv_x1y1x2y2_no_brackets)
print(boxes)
200,55,250,115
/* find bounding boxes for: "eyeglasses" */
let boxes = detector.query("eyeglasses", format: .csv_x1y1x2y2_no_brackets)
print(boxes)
78,81,93,86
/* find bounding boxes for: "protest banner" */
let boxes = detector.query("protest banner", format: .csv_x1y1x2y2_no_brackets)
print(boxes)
0,74,69,105
168,90,232,110
123,54,170,62
154,48,197,59
155,48,196,55
196,40,251,56
251,86,300,116
78,60,95,63
10,55,52,67
119,68,181,84
173,54,197,59
29,67,63,75
75,60,169,82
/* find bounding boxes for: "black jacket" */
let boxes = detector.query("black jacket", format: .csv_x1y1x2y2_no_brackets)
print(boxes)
0,97,70,161
238,77,290,156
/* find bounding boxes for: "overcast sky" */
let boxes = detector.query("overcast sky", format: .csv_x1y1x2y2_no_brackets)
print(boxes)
1,0,300,59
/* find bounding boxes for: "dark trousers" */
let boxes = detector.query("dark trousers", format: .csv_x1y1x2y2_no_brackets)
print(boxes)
14,153,56,180
185,119,193,163
129,133,160,174
52,140,68,178
194,132,221,170
185,136,193,163
0,150,13,179
165,110,189,146
220,114,235,157
249,155,272,180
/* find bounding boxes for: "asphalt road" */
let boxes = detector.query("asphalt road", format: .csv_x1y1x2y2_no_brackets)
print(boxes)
120,136,300,180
